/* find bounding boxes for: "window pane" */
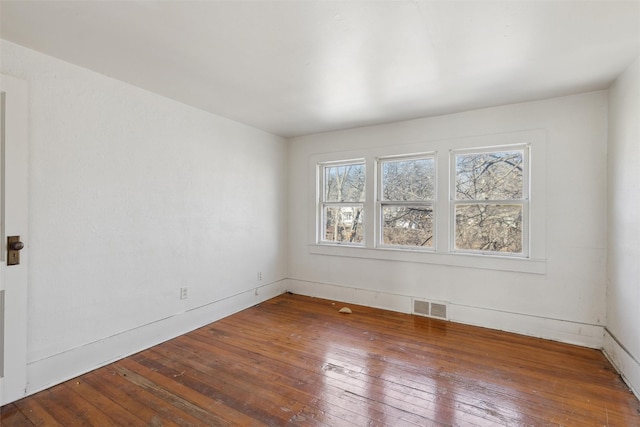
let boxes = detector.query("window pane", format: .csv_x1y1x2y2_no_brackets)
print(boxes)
323,206,364,244
455,151,523,200
382,158,435,201
382,206,433,248
455,204,522,253
324,164,365,202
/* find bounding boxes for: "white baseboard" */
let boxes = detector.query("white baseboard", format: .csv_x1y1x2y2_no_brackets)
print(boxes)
285,279,604,349
25,280,287,399
603,328,640,400
286,278,413,313
21,279,619,403
450,304,603,349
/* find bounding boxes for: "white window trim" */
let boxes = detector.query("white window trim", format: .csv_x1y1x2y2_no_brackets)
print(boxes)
449,144,530,258
308,129,547,274
317,159,366,246
377,152,437,251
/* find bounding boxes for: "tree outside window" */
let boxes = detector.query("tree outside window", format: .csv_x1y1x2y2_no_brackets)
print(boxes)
320,162,365,244
316,143,531,259
379,156,435,248
453,147,528,254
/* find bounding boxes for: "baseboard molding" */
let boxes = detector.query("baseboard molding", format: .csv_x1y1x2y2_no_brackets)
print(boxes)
19,278,617,402
450,304,604,349
603,328,640,400
25,280,287,399
285,279,604,349
286,278,413,314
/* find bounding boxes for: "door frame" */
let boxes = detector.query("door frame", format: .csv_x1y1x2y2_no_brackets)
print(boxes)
0,73,29,406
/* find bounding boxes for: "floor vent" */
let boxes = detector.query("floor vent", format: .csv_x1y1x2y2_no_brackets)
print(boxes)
412,299,449,320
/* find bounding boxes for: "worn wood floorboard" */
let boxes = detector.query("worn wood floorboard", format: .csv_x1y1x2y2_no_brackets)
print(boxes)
2,293,639,426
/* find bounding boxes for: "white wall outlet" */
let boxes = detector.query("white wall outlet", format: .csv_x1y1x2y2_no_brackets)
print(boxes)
257,271,263,281
180,287,188,300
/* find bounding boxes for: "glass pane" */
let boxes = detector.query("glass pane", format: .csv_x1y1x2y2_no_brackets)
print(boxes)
382,206,433,248
322,206,364,244
455,150,523,200
324,163,365,202
382,157,435,201
455,204,522,253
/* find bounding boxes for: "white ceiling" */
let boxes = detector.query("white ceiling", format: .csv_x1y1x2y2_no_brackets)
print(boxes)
1,1,638,138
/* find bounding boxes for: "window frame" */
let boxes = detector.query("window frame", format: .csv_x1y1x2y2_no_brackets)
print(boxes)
450,144,530,257
377,152,437,251
308,129,546,274
317,159,366,247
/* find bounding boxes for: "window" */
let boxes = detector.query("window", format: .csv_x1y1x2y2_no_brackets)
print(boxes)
379,155,436,249
319,161,365,245
310,130,545,273
452,146,528,256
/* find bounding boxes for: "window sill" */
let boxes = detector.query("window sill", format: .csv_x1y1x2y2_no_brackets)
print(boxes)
308,244,546,274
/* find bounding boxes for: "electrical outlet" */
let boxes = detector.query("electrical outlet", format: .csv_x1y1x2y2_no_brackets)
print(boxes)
257,271,263,281
180,287,188,300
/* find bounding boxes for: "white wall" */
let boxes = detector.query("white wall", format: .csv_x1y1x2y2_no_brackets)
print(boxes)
605,56,640,397
1,35,629,402
288,91,608,348
1,40,288,397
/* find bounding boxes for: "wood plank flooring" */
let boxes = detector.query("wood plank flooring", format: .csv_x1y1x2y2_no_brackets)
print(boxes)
2,293,639,426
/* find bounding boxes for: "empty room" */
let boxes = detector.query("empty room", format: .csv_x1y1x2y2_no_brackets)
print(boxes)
1,0,639,425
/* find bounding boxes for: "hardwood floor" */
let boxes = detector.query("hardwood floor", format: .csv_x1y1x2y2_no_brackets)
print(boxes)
2,293,639,426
